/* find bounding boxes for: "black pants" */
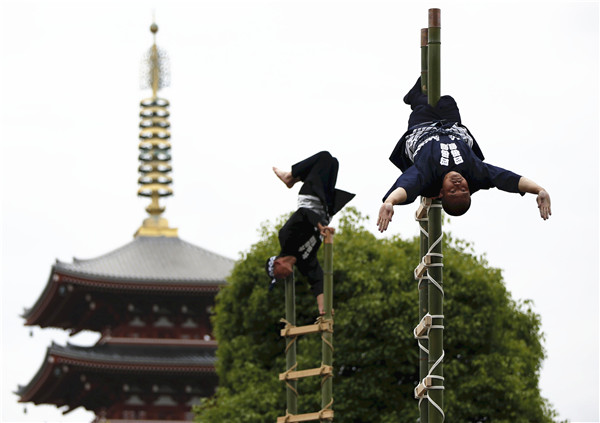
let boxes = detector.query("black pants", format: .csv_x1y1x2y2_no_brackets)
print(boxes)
403,77,463,129
388,79,485,171
291,151,339,214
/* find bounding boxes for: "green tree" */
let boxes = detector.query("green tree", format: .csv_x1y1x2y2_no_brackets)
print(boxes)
195,208,562,423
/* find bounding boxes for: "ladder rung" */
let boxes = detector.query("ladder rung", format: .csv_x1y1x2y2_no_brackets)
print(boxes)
279,365,333,381
415,197,432,220
416,204,428,220
414,315,432,337
414,255,432,278
414,377,433,398
277,410,334,422
280,321,333,337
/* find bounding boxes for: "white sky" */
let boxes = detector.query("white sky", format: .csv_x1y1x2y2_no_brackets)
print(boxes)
1,1,598,422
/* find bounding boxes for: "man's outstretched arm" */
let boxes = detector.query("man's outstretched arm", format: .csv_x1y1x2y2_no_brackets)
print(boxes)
377,187,408,232
518,177,552,220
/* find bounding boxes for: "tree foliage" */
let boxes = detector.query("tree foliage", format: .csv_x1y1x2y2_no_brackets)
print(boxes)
195,208,561,423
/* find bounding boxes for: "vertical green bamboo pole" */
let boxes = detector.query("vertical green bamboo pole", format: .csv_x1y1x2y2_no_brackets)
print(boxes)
418,215,430,423
418,26,430,423
427,8,444,423
321,229,334,422
426,202,443,423
427,9,441,108
285,273,298,415
420,28,429,96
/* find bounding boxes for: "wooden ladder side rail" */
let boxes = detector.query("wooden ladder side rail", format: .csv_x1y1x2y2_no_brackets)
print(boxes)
321,228,335,422
277,410,334,423
284,274,298,415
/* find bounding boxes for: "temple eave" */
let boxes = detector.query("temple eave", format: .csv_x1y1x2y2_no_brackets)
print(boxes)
19,343,218,409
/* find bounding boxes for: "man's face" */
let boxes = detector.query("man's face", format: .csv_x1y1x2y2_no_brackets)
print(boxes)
273,257,294,279
440,171,470,200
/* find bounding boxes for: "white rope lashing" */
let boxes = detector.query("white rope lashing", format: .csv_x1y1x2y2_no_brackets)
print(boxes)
415,200,445,421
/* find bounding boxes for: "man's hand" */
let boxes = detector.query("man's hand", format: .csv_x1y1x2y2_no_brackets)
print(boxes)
518,177,552,221
377,187,406,232
316,293,334,316
377,203,394,232
317,223,335,237
536,190,552,220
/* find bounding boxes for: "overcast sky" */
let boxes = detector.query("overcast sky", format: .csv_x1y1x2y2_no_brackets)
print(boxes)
1,1,598,422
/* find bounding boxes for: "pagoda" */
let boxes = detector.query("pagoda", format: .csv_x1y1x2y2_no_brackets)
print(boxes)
17,22,234,422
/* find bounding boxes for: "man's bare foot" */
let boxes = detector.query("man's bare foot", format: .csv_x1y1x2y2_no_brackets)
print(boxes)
273,167,299,188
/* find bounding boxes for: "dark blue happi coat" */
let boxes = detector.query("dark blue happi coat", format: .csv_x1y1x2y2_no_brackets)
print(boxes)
384,84,523,204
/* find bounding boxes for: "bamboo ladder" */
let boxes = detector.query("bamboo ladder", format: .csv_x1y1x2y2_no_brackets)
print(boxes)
412,8,445,423
277,228,335,423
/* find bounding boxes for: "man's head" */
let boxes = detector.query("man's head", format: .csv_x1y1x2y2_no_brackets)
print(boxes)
439,171,471,216
265,255,297,290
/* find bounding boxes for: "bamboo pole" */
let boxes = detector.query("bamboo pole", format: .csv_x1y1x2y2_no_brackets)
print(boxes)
418,212,430,423
285,273,298,415
427,9,444,423
421,28,429,95
426,202,443,423
418,26,430,423
427,9,441,107
321,229,334,422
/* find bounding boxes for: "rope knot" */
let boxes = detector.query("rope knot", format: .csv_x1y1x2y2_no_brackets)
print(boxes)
282,410,292,423
315,316,334,333
320,363,334,387
280,318,295,336
318,398,334,420
281,362,298,380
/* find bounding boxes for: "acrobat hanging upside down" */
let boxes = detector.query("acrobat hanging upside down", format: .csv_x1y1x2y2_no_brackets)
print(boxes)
377,77,551,232
267,151,355,315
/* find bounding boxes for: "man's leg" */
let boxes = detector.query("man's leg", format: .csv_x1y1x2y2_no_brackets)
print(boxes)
404,77,463,127
291,151,336,181
273,151,337,190
292,151,338,212
404,77,428,110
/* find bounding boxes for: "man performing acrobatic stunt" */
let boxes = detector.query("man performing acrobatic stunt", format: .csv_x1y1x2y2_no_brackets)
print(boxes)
377,77,551,232
266,151,355,315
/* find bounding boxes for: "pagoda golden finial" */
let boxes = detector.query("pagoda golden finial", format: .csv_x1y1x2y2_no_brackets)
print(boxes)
135,19,177,238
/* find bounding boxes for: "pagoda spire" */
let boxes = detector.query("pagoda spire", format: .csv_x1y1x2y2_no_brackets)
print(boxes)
135,20,177,238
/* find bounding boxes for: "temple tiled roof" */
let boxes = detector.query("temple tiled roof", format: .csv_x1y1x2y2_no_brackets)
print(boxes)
17,341,217,403
47,341,216,366
54,236,235,284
